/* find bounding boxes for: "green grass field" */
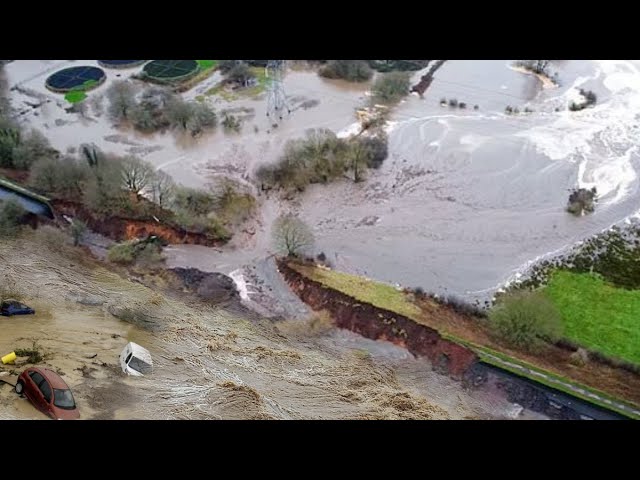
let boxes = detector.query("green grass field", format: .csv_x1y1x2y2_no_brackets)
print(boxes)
196,60,217,70
544,270,640,365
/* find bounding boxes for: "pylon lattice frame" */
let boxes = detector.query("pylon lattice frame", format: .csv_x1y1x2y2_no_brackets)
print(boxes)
266,60,290,120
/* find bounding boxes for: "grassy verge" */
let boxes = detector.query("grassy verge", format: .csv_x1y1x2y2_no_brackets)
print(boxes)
544,270,640,365
464,340,639,419
288,263,423,320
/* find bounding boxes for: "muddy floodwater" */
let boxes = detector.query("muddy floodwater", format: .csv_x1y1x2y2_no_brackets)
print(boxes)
8,60,640,300
3,59,639,419
0,235,525,420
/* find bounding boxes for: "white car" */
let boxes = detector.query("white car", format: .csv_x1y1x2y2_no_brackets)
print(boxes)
119,342,153,376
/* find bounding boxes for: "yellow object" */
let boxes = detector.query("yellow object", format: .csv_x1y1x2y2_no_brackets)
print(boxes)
1,352,16,365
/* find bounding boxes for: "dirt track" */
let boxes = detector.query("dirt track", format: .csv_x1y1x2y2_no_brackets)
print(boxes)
0,229,520,419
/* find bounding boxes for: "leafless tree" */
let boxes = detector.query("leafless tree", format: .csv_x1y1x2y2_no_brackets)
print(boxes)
120,155,154,195
272,214,315,257
151,170,175,207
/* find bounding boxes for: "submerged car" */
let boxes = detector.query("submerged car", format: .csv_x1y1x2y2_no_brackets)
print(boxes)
119,342,153,376
15,367,80,420
1,300,35,317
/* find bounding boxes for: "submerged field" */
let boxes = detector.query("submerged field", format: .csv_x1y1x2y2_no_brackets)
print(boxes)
544,270,640,365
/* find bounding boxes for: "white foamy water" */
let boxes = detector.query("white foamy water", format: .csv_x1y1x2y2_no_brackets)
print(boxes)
517,60,640,205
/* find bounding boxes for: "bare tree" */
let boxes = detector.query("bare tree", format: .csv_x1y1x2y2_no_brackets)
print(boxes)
150,170,175,207
272,214,315,257
106,80,137,121
120,156,155,196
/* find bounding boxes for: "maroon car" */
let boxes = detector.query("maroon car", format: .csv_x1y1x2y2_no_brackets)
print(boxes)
15,367,80,420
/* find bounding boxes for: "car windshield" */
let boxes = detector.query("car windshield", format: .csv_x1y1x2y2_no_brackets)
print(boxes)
53,389,76,409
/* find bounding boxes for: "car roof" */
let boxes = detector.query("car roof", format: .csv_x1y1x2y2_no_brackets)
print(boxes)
125,342,153,365
32,368,71,389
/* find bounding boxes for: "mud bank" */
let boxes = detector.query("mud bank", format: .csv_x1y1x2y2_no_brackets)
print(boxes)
277,260,477,379
51,200,224,247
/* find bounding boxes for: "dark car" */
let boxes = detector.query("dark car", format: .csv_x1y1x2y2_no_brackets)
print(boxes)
1,300,35,317
15,367,80,420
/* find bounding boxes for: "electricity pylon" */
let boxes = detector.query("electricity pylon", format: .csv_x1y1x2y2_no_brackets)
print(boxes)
265,60,290,121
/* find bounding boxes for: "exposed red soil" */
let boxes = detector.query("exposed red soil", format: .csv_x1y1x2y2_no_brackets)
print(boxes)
280,260,640,407
277,260,478,379
51,199,223,246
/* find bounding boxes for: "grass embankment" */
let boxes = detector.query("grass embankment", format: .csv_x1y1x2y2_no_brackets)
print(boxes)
544,270,640,365
289,264,423,320
287,262,640,418
205,67,268,101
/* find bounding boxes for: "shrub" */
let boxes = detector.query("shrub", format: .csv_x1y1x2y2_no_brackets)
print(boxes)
567,187,597,215
29,156,88,200
107,240,137,264
440,98,447,105
489,290,562,352
70,219,87,246
445,294,486,318
505,105,513,114
222,114,242,133
448,98,458,107
211,178,256,225
358,133,389,169
474,105,479,110
172,186,216,216
225,62,256,86
458,102,467,109
319,60,373,82
371,72,411,106
0,199,26,236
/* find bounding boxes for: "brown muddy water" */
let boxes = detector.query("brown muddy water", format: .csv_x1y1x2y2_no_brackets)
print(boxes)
0,233,525,420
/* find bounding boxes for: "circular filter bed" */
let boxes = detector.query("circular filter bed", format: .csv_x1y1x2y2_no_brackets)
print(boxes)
98,60,147,69
142,60,199,83
45,66,106,93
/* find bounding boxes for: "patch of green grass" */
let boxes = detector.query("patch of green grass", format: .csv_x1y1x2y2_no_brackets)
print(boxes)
289,264,422,320
65,90,87,103
544,270,640,365
196,60,217,70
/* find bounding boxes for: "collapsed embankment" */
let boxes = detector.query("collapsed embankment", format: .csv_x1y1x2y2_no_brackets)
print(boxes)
51,199,224,247
278,260,635,420
277,260,477,379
